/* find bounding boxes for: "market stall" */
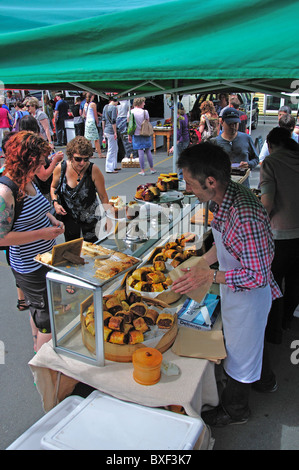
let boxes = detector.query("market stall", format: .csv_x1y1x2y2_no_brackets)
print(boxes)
6,185,226,450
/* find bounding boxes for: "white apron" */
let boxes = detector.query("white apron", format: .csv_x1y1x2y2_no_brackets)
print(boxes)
212,227,271,383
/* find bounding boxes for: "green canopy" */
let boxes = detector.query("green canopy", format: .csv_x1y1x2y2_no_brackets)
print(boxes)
0,0,298,98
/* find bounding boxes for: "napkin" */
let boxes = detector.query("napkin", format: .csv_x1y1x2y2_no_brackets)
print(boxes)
172,326,227,363
169,256,212,303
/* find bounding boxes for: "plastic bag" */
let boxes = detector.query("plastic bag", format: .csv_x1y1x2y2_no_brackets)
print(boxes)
127,111,137,135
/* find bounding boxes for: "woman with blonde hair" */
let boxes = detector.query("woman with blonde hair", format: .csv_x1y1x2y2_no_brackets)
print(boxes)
128,97,155,176
198,100,219,141
83,93,103,158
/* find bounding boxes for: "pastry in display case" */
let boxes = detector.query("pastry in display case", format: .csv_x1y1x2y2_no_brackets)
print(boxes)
125,233,203,304
80,288,177,362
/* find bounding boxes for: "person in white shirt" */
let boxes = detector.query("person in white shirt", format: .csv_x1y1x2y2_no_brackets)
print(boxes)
259,106,297,163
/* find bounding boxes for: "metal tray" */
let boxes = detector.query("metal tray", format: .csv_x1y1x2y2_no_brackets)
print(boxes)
35,250,141,287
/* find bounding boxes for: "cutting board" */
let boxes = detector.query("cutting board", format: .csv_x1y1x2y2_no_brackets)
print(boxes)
51,238,84,266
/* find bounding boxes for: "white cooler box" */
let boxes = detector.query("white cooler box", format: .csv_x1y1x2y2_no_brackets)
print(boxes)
7,391,205,451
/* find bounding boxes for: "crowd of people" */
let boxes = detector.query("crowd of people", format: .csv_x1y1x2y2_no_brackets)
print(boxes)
0,89,298,433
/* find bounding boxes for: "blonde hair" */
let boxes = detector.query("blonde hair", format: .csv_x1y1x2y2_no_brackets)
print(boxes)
133,97,146,107
26,97,40,108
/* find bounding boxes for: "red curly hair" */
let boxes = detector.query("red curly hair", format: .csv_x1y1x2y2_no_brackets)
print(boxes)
4,131,51,197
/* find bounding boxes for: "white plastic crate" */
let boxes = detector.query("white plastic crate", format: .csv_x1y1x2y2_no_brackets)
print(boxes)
6,396,83,450
41,391,204,450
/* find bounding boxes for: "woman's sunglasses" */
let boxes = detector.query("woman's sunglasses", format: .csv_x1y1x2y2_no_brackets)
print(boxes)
73,157,90,163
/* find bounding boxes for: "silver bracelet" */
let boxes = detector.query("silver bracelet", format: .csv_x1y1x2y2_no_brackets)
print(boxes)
213,269,218,283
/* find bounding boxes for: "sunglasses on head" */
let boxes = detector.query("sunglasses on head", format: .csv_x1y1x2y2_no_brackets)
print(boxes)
73,157,90,163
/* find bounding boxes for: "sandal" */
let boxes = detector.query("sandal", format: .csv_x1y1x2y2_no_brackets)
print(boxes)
66,285,76,295
17,299,29,311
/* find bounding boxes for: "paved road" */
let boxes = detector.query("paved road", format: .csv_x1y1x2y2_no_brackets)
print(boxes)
1,117,298,450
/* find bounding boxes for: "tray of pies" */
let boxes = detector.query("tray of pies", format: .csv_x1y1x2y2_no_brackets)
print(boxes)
125,232,205,304
80,289,177,362
35,239,141,287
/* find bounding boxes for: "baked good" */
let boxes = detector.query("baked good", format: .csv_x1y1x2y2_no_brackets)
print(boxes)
156,179,167,192
116,310,134,323
144,309,159,325
164,249,178,259
86,321,95,336
129,302,148,317
126,201,140,220
127,292,142,305
151,282,165,292
109,331,128,345
135,184,146,199
36,252,53,265
132,267,154,281
171,252,188,268
141,188,155,202
133,317,150,333
153,251,166,262
128,329,144,345
153,260,166,272
103,311,112,326
157,313,174,329
108,315,124,331
133,281,152,292
146,271,166,283
104,326,112,342
105,297,123,314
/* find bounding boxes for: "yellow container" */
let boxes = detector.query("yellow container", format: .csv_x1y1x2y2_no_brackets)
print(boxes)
132,347,163,385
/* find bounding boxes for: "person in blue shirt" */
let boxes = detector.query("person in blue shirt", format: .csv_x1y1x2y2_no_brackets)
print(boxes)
54,93,69,146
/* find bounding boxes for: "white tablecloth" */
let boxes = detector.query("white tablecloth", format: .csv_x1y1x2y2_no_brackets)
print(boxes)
29,342,219,418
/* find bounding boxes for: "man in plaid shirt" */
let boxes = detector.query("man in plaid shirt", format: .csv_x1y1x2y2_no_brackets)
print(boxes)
173,142,281,427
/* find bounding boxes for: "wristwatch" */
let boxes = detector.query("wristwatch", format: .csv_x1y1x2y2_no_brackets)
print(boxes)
52,199,59,204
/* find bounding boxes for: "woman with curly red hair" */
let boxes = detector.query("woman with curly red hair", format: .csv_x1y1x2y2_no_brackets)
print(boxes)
198,100,219,141
0,131,65,351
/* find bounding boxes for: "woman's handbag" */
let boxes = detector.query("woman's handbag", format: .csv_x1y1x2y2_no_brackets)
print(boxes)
140,111,153,137
127,111,137,135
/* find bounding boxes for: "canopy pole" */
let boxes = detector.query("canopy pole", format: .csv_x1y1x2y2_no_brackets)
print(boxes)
172,91,178,173
249,93,253,135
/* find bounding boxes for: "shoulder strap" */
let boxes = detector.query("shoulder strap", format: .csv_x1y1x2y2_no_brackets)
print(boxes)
54,160,67,196
0,175,24,227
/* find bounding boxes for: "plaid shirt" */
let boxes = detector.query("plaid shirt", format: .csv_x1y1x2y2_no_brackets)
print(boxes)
211,181,281,299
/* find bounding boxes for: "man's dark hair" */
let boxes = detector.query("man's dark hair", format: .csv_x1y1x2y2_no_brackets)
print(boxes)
267,126,299,152
177,142,231,186
278,114,295,133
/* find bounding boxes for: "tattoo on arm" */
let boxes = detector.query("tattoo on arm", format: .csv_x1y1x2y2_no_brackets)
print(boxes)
0,195,14,239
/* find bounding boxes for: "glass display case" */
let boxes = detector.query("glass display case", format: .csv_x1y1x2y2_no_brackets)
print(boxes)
46,271,105,366
44,197,203,367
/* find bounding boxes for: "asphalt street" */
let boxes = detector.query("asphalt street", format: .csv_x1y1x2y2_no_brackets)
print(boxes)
1,117,299,450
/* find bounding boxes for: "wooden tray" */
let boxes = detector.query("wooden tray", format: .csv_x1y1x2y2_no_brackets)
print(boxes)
80,295,178,363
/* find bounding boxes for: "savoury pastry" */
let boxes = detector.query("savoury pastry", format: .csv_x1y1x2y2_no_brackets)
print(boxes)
157,313,174,329
144,309,159,325
109,331,128,345
146,271,166,283
133,317,150,333
128,329,144,345
108,316,124,331
104,326,112,342
129,302,148,317
36,252,53,265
